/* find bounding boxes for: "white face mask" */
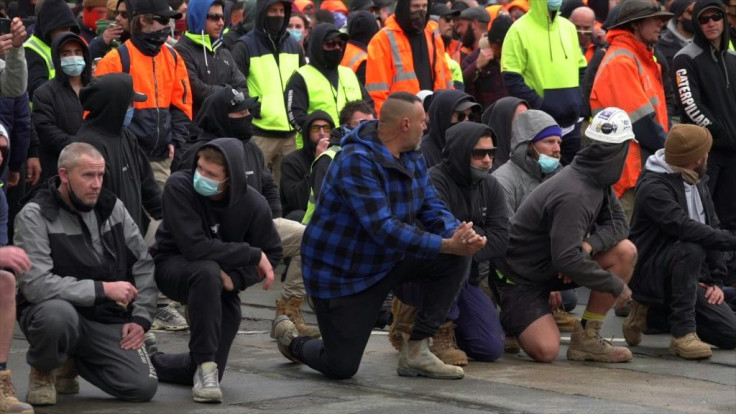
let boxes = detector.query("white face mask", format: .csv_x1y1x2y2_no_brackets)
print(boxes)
548,0,563,11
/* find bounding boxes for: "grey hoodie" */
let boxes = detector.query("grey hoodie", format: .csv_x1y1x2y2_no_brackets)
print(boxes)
492,110,562,216
645,149,705,224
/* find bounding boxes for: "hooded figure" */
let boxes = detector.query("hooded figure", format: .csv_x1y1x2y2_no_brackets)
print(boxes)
75,73,162,231
31,32,92,185
222,0,258,49
343,10,380,84
177,87,282,218
175,0,248,119
420,89,479,168
393,0,433,90
492,109,563,216
25,0,81,99
481,96,528,170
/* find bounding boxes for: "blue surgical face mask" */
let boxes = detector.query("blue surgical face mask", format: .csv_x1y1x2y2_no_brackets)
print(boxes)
60,56,86,77
123,107,134,127
287,28,303,42
193,170,225,197
548,0,563,11
538,153,560,174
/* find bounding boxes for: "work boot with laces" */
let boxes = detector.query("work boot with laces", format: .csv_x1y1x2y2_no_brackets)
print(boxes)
0,370,34,414
271,316,301,363
670,332,712,360
26,367,55,406
275,298,321,338
429,322,468,366
192,362,222,403
397,338,464,379
622,300,648,346
552,308,578,333
52,358,78,395
388,297,416,351
567,320,632,363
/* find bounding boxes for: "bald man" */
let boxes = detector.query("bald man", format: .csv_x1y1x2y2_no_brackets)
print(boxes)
271,92,487,381
570,6,597,57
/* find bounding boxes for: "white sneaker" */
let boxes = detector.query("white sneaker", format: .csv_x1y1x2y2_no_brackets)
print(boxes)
152,304,189,331
192,362,222,403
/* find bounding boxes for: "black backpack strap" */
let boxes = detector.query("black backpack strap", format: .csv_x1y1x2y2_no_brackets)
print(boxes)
117,43,130,73
165,44,177,67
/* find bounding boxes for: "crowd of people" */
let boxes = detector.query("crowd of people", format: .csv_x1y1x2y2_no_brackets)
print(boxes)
0,0,735,411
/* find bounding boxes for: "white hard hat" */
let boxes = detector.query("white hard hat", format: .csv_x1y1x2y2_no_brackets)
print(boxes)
585,108,637,144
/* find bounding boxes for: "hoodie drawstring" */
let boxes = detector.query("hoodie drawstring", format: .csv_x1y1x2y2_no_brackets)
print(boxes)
201,30,210,75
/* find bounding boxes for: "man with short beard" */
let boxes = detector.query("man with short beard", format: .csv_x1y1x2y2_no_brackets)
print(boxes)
365,0,453,113
457,6,489,60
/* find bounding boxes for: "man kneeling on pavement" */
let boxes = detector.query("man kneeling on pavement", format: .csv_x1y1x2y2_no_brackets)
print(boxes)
495,108,637,363
624,124,736,358
14,143,158,407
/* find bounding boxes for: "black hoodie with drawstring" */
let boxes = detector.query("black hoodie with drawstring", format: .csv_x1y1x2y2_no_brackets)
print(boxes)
75,73,162,231
420,89,478,168
481,96,528,171
499,141,630,296
429,122,509,283
672,0,736,152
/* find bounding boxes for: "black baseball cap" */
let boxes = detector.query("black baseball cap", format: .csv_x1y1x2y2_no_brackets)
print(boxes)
431,3,460,18
227,89,258,113
131,0,183,19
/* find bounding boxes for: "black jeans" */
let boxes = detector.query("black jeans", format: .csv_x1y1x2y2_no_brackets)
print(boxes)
151,255,242,385
291,253,470,379
707,150,736,231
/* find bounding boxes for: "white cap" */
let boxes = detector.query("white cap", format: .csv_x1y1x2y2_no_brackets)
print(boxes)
585,107,637,144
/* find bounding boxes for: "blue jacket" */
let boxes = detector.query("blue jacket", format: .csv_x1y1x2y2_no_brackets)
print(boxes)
301,121,459,299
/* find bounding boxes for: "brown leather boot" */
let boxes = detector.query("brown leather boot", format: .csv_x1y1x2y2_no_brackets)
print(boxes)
429,322,468,366
567,320,632,363
670,332,712,359
552,308,578,333
275,298,321,339
622,300,648,346
52,358,78,395
0,369,34,414
388,296,416,351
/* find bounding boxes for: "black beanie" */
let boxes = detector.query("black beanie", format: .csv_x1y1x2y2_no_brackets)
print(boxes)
487,14,512,44
669,0,694,18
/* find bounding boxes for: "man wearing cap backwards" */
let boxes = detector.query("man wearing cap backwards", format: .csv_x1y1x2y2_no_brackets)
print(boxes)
14,142,159,406
625,124,736,359
590,0,673,223
501,0,587,166
672,0,736,276
285,23,371,148
495,108,637,363
95,0,193,191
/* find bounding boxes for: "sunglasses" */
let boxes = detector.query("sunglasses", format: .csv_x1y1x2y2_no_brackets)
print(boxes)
698,12,724,25
471,148,495,160
310,124,332,133
115,10,129,19
152,15,171,25
453,111,475,122
323,39,345,50
207,13,225,22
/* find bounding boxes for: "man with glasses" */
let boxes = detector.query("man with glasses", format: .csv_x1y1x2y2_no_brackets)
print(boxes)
96,0,193,192
569,6,597,62
672,0,736,288
174,0,247,119
657,0,695,67
419,89,480,168
285,23,370,149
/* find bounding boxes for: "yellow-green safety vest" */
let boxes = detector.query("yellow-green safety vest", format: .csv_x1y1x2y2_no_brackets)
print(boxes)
301,145,340,225
24,35,55,80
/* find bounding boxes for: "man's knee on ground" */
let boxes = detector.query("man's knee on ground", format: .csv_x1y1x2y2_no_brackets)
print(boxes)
520,339,559,363
0,270,16,302
323,357,361,380
518,316,560,363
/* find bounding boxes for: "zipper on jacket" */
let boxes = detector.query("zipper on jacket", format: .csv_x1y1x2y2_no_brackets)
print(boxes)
153,57,161,157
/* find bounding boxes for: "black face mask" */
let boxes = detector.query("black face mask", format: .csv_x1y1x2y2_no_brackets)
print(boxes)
133,28,169,56
681,18,695,34
67,181,95,213
266,16,284,37
228,115,253,140
322,49,343,69
410,10,426,33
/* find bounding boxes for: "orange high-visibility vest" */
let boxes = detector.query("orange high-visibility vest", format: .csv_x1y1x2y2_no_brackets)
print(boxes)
340,41,368,73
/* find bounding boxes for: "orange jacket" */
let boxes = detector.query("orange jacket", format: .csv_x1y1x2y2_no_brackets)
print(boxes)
366,15,453,114
96,41,193,160
340,41,367,73
590,30,669,197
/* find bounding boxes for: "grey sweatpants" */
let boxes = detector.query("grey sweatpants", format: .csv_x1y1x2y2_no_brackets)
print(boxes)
19,299,158,402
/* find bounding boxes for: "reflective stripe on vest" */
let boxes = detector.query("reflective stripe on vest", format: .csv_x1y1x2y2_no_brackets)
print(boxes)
248,51,301,132
386,30,418,83
24,35,55,80
294,65,362,148
302,146,340,225
341,42,367,72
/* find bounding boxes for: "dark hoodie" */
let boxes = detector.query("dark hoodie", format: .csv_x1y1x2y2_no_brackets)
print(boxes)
176,87,282,217
31,32,91,185
26,0,80,99
346,11,380,84
420,89,478,168
500,141,630,296
429,122,509,283
672,0,736,152
222,0,258,50
284,23,371,134
152,137,283,291
394,0,432,90
280,110,334,216
481,96,528,170
74,73,163,231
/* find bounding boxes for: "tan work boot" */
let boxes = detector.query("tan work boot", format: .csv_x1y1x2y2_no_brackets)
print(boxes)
622,300,648,346
0,370,34,414
52,358,78,395
429,322,468,366
26,367,55,406
397,338,464,379
271,315,301,363
275,298,321,339
388,297,416,351
567,320,632,363
670,332,712,359
552,308,578,333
